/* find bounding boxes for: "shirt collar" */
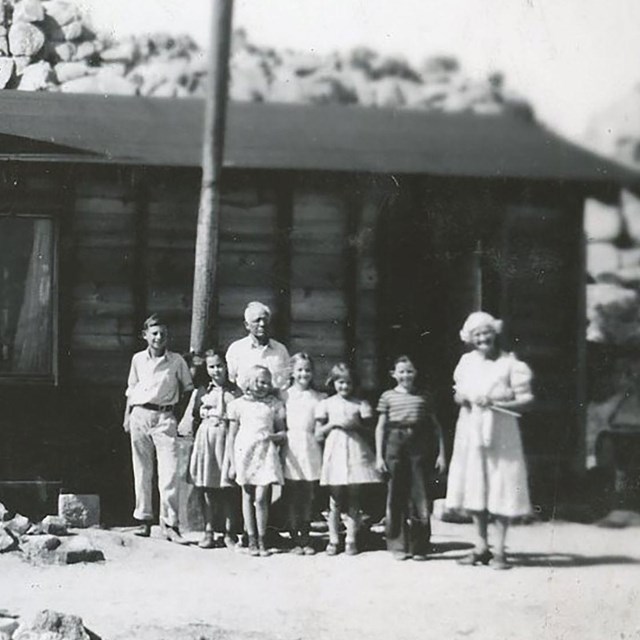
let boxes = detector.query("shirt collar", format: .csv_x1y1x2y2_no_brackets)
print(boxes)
145,348,169,361
248,335,272,350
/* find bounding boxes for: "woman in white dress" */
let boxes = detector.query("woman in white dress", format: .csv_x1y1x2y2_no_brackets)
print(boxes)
446,311,534,569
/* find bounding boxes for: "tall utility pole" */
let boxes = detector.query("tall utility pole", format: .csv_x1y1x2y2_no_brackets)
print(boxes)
190,0,234,353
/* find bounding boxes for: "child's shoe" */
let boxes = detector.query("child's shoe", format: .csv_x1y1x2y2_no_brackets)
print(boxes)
325,542,339,556
198,531,215,549
392,551,410,561
412,554,428,562
291,545,304,555
164,525,189,545
248,536,260,557
303,545,316,556
224,535,236,550
345,542,358,556
490,552,512,571
258,539,271,557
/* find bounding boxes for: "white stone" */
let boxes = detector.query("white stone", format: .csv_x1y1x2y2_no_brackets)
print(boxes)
618,247,640,268
14,610,90,640
621,189,640,244
57,494,99,528
60,18,82,41
43,0,78,26
5,513,31,535
53,60,90,83
8,22,45,57
40,514,68,536
586,242,619,277
13,0,45,23
53,41,75,61
17,60,53,90
0,527,17,552
0,57,17,88
584,198,623,242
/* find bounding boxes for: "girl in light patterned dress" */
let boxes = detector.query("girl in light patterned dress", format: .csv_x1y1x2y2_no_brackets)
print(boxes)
227,365,286,557
179,349,240,549
315,362,381,556
282,353,326,555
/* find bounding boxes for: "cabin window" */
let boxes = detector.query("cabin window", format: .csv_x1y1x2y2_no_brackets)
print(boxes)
0,215,56,381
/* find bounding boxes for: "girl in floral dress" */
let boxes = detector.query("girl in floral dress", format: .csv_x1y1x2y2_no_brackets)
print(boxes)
227,365,286,557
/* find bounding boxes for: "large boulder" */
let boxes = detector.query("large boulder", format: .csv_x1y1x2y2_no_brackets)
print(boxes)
0,56,16,89
43,1,79,27
584,198,624,243
621,189,640,244
586,282,640,345
587,242,619,278
8,22,45,57
13,610,91,640
18,60,54,90
53,60,91,83
13,0,45,24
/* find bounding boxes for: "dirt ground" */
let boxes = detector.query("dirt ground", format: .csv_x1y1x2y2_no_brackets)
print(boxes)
1,519,639,640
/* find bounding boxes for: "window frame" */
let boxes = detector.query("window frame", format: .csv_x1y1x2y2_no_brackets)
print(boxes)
0,212,59,386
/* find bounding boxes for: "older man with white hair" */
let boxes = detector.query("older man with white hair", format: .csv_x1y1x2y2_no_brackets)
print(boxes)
225,301,291,391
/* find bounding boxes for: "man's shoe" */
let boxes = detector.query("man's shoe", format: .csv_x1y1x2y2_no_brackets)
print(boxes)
164,526,189,545
134,522,152,538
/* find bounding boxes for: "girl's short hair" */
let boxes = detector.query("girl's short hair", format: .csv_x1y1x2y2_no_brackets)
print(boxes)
290,352,314,371
203,348,227,362
325,362,356,393
243,364,273,393
390,354,416,370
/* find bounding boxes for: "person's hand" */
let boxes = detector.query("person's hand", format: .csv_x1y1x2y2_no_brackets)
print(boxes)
177,423,192,438
375,457,388,475
123,418,130,434
475,395,492,408
227,464,236,482
435,453,447,474
269,432,286,444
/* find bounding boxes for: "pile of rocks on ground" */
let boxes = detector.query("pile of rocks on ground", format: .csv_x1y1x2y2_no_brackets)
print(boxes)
0,500,104,564
0,609,101,640
0,0,533,115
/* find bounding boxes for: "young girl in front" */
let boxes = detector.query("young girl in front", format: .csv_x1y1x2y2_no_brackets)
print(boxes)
375,355,446,561
315,362,381,556
179,349,240,549
282,353,326,555
227,365,286,557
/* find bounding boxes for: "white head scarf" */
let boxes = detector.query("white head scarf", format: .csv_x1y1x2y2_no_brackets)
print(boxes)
459,311,503,344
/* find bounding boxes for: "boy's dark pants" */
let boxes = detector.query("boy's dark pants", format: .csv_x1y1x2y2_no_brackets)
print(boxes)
384,425,432,555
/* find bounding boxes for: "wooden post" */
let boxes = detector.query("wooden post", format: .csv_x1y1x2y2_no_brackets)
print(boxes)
190,0,234,353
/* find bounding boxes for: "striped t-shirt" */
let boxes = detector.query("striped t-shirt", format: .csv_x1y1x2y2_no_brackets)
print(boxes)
376,389,434,426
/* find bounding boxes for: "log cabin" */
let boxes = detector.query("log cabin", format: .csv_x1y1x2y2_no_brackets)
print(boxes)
0,90,636,522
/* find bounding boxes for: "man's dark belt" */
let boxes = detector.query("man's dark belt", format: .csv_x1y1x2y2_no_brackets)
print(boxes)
140,403,176,413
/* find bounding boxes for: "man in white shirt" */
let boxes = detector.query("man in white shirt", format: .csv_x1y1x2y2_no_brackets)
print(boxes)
123,314,193,543
226,301,291,392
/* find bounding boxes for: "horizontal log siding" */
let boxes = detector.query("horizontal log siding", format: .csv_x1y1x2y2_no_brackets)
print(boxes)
290,185,351,386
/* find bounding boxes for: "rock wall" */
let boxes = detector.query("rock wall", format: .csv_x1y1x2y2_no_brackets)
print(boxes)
584,190,640,467
0,0,532,116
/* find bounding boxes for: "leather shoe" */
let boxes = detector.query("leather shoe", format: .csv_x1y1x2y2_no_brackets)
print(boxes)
134,522,152,538
164,526,189,545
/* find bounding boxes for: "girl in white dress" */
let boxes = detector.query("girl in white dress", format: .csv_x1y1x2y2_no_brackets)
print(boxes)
446,311,534,570
315,363,381,556
282,353,326,555
227,365,286,557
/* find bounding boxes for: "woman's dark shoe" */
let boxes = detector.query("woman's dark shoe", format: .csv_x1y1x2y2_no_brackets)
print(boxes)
457,549,493,566
134,522,152,538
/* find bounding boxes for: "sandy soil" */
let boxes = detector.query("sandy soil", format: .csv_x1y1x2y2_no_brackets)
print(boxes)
1,519,639,640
